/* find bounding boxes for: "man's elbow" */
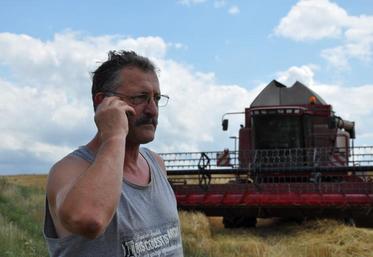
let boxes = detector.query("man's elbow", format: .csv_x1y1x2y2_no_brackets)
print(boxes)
59,207,108,239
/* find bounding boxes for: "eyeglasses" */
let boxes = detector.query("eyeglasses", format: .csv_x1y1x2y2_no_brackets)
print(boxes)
104,91,170,107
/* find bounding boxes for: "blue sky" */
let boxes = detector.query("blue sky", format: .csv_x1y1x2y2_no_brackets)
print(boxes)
1,0,373,174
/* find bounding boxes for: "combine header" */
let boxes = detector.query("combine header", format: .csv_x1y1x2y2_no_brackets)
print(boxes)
161,80,373,228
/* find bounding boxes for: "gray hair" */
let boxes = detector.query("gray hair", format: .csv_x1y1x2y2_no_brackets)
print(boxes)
91,50,157,110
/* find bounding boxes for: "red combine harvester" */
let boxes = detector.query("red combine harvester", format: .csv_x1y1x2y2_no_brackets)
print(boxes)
161,80,373,228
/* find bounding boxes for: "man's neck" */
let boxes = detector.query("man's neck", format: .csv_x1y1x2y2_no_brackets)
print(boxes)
87,133,149,184
124,143,140,159
123,142,150,185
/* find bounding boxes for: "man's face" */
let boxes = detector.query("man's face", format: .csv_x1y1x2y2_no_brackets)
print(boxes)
115,67,160,145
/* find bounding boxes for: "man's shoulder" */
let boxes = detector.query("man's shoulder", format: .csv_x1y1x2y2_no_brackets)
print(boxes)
49,150,88,175
47,151,91,194
141,147,167,174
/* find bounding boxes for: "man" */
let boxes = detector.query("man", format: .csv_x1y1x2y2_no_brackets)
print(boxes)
44,50,184,257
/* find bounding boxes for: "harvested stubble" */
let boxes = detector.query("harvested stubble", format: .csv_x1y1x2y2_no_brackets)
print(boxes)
179,211,373,257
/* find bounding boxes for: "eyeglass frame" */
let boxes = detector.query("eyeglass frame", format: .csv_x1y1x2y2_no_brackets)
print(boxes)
103,91,170,107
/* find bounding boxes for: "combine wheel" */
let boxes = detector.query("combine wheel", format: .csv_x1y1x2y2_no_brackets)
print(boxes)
341,216,373,228
223,215,257,228
343,217,356,226
352,217,373,228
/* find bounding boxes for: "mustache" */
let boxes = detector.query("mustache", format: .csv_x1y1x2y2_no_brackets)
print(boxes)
134,115,158,127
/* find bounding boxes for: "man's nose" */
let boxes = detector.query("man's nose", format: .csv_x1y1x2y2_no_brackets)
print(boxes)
144,97,158,115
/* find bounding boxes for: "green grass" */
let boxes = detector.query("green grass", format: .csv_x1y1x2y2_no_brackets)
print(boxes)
0,177,48,257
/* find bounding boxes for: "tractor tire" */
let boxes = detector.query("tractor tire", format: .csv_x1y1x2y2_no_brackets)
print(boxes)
223,215,257,228
350,217,373,228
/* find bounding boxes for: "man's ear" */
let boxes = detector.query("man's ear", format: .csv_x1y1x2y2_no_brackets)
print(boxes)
94,92,106,108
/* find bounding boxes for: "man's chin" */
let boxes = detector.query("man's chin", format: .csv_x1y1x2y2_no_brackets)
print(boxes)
138,134,155,144
136,131,156,145
141,138,154,145
127,125,156,145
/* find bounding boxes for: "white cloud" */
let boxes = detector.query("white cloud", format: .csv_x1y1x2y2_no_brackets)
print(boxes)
0,32,169,173
168,42,188,50
228,5,240,15
0,31,167,98
0,31,258,173
151,58,258,152
0,75,94,170
177,0,207,6
274,0,348,41
178,0,239,15
320,46,350,69
213,0,226,8
276,65,317,86
274,0,373,69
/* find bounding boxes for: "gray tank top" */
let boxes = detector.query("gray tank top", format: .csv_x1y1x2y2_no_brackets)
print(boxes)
44,146,183,257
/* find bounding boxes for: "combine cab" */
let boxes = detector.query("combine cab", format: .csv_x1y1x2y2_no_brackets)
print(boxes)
161,80,373,228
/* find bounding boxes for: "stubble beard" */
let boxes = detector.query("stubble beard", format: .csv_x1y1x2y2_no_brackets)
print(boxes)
126,116,158,145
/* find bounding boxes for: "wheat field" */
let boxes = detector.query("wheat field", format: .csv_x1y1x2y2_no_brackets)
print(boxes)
180,212,373,257
1,175,373,257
